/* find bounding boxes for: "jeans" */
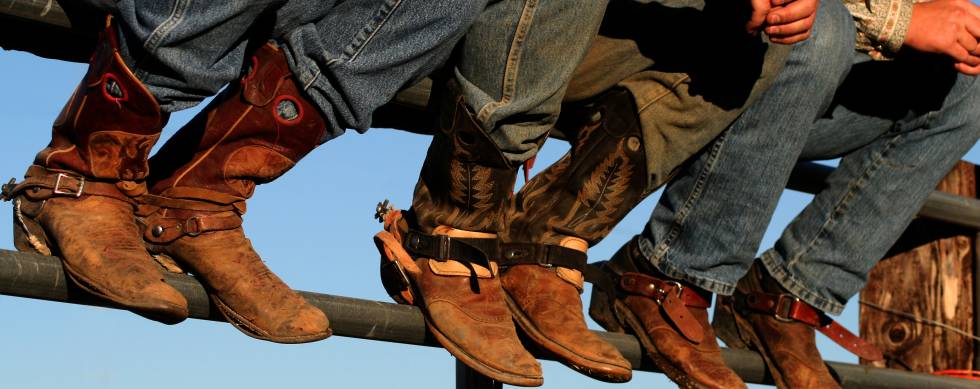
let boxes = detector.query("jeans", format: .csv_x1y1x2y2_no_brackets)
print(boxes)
637,0,980,315
453,0,609,162
105,0,484,142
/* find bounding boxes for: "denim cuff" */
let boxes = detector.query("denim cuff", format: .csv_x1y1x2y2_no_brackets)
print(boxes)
637,235,738,297
759,249,846,315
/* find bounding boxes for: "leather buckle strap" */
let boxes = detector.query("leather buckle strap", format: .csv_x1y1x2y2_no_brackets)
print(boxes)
618,272,710,343
403,230,494,270
741,291,884,361
1,165,134,203
619,272,711,309
143,213,243,243
496,242,589,270
53,173,85,197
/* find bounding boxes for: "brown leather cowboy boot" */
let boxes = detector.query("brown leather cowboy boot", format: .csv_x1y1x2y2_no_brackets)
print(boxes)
496,88,653,382
589,237,746,389
136,42,330,344
713,262,883,389
1,18,188,324
374,95,542,386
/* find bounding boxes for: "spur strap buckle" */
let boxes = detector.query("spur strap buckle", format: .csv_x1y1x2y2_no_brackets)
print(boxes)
183,216,203,237
774,294,801,322
52,173,85,198
655,280,684,305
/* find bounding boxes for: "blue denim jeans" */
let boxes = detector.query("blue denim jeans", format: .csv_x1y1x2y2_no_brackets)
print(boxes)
106,0,485,142
637,0,980,315
452,0,608,162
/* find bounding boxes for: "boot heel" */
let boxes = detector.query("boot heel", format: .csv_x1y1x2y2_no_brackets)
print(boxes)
11,198,52,256
588,282,626,333
712,297,750,350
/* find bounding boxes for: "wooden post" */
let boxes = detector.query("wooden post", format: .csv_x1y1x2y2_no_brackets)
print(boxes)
860,161,977,371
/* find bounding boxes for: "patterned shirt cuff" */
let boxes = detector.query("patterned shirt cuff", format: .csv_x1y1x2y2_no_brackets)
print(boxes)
873,0,914,54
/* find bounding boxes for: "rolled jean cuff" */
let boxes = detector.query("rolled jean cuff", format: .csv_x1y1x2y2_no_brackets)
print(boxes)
637,234,737,297
759,249,846,315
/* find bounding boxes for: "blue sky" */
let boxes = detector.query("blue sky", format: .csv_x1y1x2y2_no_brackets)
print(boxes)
0,47,976,388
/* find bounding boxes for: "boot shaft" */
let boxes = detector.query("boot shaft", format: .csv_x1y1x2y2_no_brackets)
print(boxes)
149,43,326,200
410,97,518,234
38,17,165,182
505,88,650,246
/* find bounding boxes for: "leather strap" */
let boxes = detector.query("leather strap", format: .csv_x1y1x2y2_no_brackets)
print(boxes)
741,291,884,361
1,165,135,204
617,272,710,343
141,213,243,243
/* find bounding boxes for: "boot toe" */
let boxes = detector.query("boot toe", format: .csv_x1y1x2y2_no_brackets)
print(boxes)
272,306,332,342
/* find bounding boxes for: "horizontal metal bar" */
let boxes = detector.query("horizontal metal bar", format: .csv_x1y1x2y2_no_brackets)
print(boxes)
0,249,972,389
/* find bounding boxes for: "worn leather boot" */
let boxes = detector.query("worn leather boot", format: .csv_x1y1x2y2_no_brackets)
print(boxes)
374,96,542,386
496,88,653,382
589,237,746,389
1,18,188,324
136,42,330,344
713,262,882,389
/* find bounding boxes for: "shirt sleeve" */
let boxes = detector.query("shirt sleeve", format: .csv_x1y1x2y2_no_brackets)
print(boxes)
843,0,915,55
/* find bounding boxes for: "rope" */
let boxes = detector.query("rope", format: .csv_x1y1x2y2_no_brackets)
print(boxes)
858,299,980,343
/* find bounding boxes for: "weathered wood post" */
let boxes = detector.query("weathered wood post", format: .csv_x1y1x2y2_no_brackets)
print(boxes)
860,161,977,372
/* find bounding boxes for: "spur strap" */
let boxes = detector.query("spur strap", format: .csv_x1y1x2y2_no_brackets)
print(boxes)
740,291,883,361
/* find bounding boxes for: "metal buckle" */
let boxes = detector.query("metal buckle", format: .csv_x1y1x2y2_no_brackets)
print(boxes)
774,295,801,322
184,216,202,237
654,281,684,305
52,173,84,198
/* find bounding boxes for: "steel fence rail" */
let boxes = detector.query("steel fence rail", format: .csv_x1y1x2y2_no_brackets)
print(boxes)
0,248,973,389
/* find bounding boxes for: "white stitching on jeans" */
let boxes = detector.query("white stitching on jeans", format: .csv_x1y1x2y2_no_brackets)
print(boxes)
347,0,404,63
476,0,539,123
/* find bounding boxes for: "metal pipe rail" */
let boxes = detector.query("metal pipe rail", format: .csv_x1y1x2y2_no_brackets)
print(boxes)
0,248,973,389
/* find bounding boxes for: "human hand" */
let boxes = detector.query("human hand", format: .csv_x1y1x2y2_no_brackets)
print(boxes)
904,0,980,75
746,0,772,36
765,0,819,44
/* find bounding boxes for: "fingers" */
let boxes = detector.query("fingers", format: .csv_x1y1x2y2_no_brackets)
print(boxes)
954,60,980,75
767,0,818,25
766,12,816,43
747,0,771,34
954,28,980,65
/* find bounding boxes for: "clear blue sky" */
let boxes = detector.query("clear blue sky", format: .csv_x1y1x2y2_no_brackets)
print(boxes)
0,47,976,388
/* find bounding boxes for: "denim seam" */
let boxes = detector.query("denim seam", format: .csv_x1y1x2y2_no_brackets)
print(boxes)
651,129,729,261
761,250,844,314
134,0,190,80
476,0,539,123
345,0,404,63
637,236,737,295
786,132,903,268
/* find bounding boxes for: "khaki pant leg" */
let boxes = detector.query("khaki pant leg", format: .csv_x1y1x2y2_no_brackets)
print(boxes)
564,0,791,189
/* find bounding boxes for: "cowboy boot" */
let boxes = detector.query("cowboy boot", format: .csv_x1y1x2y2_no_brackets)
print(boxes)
1,18,188,324
136,42,330,344
712,262,882,389
374,94,542,386
588,237,746,389
495,88,655,382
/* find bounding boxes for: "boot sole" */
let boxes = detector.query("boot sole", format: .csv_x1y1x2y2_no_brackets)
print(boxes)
714,299,791,389
503,291,632,383
611,298,707,389
210,292,332,344
13,200,189,324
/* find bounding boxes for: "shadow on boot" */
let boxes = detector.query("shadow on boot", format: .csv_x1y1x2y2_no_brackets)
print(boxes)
2,17,187,324
137,42,330,343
